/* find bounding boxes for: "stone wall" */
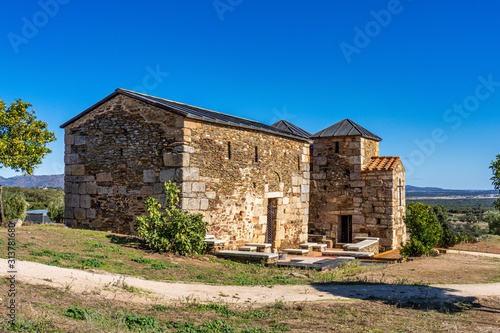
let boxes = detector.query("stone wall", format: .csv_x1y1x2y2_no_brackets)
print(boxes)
63,94,311,250
183,120,311,250
63,95,185,234
361,164,406,252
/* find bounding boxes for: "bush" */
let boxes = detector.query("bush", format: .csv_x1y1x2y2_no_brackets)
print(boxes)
401,202,442,257
3,191,28,220
64,306,99,321
48,196,64,223
136,182,208,256
484,210,500,235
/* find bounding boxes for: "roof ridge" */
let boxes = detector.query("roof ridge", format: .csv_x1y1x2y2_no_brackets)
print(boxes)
117,88,260,124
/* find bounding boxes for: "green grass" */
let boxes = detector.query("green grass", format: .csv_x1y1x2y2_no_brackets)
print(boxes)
0,225,377,286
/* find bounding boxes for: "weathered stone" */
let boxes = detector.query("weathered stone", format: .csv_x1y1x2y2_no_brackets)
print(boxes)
174,145,195,153
143,170,155,183
87,182,97,195
64,154,79,165
159,169,176,182
163,152,189,167
192,182,205,192
96,172,113,182
74,136,86,145
64,134,74,145
71,165,85,176
67,194,80,208
64,207,74,219
74,208,86,220
80,195,91,209
176,167,199,181
87,209,96,219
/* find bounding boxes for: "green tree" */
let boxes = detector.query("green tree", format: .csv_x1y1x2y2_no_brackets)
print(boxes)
0,99,55,224
3,191,28,221
48,196,65,223
484,210,500,236
431,204,460,247
401,202,443,257
490,154,500,211
136,181,208,255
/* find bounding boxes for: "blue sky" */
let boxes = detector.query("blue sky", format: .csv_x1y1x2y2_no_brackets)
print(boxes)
1,0,499,190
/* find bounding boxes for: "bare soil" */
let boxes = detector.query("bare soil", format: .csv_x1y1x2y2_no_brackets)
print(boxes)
347,253,500,285
449,236,500,254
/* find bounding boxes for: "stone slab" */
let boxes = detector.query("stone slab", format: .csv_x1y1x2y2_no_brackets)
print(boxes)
215,250,278,264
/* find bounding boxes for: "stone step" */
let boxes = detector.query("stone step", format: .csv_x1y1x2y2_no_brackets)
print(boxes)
215,250,278,264
239,246,257,252
299,243,318,250
205,235,215,240
312,244,327,252
278,257,356,270
283,248,309,255
245,243,272,253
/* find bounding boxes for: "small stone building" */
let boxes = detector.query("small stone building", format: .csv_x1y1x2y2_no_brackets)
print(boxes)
61,89,406,251
308,119,406,251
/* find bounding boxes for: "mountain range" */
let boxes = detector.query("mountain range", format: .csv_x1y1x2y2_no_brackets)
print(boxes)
0,175,497,198
0,174,64,188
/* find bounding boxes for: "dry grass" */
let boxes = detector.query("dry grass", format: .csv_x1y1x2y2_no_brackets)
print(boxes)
449,235,500,254
342,253,500,285
1,279,499,332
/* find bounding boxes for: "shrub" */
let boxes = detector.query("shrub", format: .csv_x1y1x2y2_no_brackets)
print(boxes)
64,306,99,321
136,182,208,255
48,196,64,223
484,210,500,235
401,202,442,257
3,190,28,220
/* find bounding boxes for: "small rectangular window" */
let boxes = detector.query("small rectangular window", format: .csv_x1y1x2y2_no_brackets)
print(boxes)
254,146,258,162
227,142,231,159
335,142,340,153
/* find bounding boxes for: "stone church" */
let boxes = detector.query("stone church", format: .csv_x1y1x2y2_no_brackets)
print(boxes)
61,89,406,252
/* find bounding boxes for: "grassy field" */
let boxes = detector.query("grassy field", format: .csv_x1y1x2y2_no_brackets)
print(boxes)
0,225,372,286
1,226,500,332
1,279,499,333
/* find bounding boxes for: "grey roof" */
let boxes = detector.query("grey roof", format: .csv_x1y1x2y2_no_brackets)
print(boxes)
270,120,311,138
311,119,382,141
61,89,311,142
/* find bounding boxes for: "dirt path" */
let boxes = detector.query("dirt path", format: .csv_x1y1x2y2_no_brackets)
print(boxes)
2,259,500,305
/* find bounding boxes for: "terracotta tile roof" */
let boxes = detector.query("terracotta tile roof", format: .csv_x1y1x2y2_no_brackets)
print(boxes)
364,156,401,171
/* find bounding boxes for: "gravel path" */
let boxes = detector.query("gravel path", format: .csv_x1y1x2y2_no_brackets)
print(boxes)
2,259,499,305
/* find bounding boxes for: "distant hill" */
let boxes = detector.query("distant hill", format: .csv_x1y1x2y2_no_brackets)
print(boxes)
406,185,497,198
0,174,64,188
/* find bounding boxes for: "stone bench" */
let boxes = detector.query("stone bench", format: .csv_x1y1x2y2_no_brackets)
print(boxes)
299,243,327,252
205,235,215,240
322,250,374,259
343,238,379,254
245,243,272,253
204,239,226,254
215,250,278,264
204,239,225,246
308,234,333,247
283,248,309,256
239,246,257,252
299,243,317,251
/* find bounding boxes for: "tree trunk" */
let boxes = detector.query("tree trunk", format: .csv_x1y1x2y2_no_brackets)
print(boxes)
0,185,5,226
